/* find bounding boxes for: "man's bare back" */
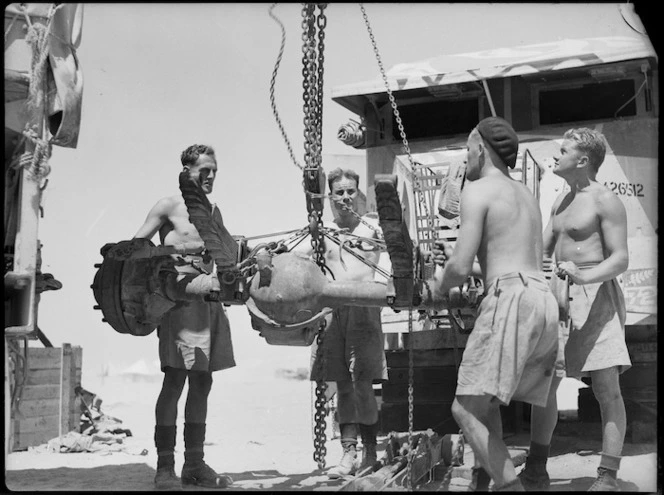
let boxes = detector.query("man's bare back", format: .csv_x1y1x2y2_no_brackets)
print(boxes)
463,175,543,288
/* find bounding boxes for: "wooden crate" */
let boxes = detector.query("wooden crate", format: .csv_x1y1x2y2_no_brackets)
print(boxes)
12,344,82,451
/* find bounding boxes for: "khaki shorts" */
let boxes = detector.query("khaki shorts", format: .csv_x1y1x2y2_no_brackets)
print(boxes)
456,272,558,407
310,306,387,383
157,257,236,373
551,274,632,378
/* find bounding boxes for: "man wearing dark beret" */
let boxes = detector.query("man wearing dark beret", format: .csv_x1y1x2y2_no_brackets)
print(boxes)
431,117,558,491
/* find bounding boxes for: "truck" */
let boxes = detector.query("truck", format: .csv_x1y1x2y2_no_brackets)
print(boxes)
4,2,85,457
330,3,657,437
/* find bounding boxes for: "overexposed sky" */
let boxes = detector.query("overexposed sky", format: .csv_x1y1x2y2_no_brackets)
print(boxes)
35,3,654,381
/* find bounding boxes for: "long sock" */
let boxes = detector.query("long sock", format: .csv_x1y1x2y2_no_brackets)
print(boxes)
183,422,206,467
527,441,550,467
154,424,177,470
599,452,621,477
359,422,378,446
340,423,359,450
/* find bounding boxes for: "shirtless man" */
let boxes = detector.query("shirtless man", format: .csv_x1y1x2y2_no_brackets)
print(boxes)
518,128,631,492
309,168,388,478
134,144,235,490
433,117,558,491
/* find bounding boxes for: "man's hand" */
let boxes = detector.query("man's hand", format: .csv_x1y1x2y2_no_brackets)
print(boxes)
556,260,585,285
432,240,454,267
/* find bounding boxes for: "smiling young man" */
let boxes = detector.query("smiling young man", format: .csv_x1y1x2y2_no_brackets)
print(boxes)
433,117,559,491
518,128,631,492
308,168,388,478
133,144,235,490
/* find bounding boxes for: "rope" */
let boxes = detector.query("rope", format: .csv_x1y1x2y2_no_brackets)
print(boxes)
268,3,303,170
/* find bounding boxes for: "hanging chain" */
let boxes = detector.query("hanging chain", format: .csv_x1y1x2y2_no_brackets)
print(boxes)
334,200,384,236
300,3,330,470
438,430,465,491
358,3,434,247
312,318,329,469
268,3,303,170
406,310,415,490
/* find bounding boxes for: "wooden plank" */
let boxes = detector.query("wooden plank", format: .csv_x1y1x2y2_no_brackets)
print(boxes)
69,346,83,431
620,363,657,389
26,347,62,370
401,329,469,350
15,398,59,418
627,342,657,363
24,368,61,386
386,349,463,368
60,344,70,436
20,384,60,400
13,414,59,434
12,430,54,452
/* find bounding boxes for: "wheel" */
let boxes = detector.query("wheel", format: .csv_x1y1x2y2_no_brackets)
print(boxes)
441,433,464,466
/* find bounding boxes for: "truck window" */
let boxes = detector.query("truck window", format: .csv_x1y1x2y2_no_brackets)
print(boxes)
391,98,479,141
539,79,636,125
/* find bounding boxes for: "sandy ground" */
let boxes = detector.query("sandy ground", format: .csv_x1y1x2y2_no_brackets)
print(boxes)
4,357,658,492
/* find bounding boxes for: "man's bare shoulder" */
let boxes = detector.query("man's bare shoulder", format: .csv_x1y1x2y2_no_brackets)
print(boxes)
591,182,626,215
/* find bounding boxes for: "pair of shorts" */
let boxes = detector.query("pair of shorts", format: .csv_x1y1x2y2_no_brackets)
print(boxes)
310,306,387,383
551,274,631,378
157,256,235,373
456,271,558,407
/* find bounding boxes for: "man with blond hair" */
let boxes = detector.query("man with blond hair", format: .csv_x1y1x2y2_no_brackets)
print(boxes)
518,128,631,492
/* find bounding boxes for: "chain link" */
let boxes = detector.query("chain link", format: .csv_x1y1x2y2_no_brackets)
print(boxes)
358,3,435,248
312,318,329,469
438,430,465,491
300,3,330,469
406,311,415,490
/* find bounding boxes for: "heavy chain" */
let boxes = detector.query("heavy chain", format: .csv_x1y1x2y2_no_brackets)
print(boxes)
334,200,384,236
438,429,465,491
301,3,329,469
358,4,434,247
312,318,329,469
406,310,415,490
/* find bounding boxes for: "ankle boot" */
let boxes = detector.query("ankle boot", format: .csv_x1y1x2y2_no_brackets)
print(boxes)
328,424,359,479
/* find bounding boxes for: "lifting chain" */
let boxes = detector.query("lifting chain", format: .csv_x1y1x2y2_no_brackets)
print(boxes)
300,3,329,470
312,317,329,469
406,311,415,490
360,4,425,488
437,428,465,491
358,4,434,249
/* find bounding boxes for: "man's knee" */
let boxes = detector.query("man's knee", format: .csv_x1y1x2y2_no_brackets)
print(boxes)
162,367,187,392
591,368,622,405
187,371,213,395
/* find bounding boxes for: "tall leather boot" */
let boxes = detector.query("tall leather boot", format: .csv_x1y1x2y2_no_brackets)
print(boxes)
154,424,181,491
181,423,233,488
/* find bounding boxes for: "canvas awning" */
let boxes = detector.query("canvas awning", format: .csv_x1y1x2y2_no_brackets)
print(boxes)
332,5,657,115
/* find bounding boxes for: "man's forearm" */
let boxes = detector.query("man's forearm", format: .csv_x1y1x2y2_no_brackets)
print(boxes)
434,261,470,296
576,254,629,284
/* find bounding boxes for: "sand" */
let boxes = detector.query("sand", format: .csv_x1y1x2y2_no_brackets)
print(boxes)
4,356,658,492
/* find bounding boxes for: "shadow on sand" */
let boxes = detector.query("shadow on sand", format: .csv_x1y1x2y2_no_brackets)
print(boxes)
5,463,157,491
